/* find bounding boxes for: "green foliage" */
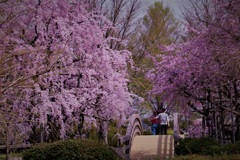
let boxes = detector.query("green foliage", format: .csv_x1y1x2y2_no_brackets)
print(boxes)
208,141,240,155
127,1,180,114
87,126,99,141
22,139,118,160
0,153,22,160
167,128,174,135
179,120,193,131
142,118,151,126
175,137,219,155
0,155,4,160
176,137,240,156
143,130,152,135
108,133,119,147
108,121,127,147
142,1,179,54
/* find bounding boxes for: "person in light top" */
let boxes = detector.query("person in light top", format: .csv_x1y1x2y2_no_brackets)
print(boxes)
155,108,170,135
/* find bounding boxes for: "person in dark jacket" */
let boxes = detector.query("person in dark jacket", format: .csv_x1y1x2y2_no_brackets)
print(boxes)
149,111,160,135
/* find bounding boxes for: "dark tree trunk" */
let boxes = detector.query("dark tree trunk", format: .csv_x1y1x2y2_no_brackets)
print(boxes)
233,80,240,142
40,124,44,144
235,116,240,141
78,113,84,138
220,108,225,143
6,129,10,160
97,119,108,144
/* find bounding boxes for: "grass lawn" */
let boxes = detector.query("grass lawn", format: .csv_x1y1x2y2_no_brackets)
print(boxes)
0,155,5,160
0,153,22,160
170,154,240,160
1,152,240,160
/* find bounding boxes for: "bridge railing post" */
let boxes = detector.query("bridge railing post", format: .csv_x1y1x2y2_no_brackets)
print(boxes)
173,112,179,135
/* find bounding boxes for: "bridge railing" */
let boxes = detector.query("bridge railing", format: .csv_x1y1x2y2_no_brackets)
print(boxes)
117,112,185,157
118,113,143,157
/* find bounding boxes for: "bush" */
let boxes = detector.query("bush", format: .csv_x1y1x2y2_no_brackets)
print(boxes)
202,140,240,155
142,118,151,126
175,137,219,155
143,129,152,135
22,139,119,160
222,142,240,155
175,137,240,156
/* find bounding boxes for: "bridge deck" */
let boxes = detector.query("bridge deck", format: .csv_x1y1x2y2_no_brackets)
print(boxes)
130,135,174,160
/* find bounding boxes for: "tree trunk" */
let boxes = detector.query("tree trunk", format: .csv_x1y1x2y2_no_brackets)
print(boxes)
233,80,240,142
97,119,108,144
214,112,218,141
220,108,225,144
218,86,226,143
103,121,108,144
6,147,9,160
78,113,84,138
6,129,10,160
40,124,44,144
235,116,240,141
231,109,235,143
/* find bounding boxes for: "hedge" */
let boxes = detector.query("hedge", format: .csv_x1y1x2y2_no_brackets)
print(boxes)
175,137,240,156
22,139,119,160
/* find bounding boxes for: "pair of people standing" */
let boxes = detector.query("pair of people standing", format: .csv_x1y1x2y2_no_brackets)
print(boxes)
149,109,169,135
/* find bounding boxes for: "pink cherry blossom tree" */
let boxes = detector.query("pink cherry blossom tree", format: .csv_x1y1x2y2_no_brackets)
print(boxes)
148,0,240,142
0,0,138,146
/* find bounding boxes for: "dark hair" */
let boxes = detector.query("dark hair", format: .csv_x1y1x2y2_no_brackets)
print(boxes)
153,110,157,115
161,108,166,112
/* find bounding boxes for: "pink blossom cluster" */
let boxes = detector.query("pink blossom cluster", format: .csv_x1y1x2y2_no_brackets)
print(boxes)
0,0,138,140
187,118,207,138
148,0,240,137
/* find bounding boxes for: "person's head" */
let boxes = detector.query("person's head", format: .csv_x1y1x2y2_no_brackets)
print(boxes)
152,110,157,115
161,108,166,113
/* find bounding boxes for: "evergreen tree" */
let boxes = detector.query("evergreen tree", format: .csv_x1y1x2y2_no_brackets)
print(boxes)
128,1,180,113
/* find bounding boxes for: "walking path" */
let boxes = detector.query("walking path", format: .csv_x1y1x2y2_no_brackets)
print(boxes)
117,113,184,159
130,135,175,160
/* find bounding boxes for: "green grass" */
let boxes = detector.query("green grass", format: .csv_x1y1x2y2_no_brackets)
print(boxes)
0,155,5,160
135,154,240,160
2,151,240,160
167,128,173,135
139,154,240,160
170,154,240,160
0,153,22,160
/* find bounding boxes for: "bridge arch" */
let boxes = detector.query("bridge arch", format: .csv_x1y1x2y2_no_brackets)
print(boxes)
118,114,143,157
129,114,143,146
116,112,183,159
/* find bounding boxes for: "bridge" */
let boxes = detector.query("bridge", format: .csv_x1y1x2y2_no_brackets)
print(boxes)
113,113,184,160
